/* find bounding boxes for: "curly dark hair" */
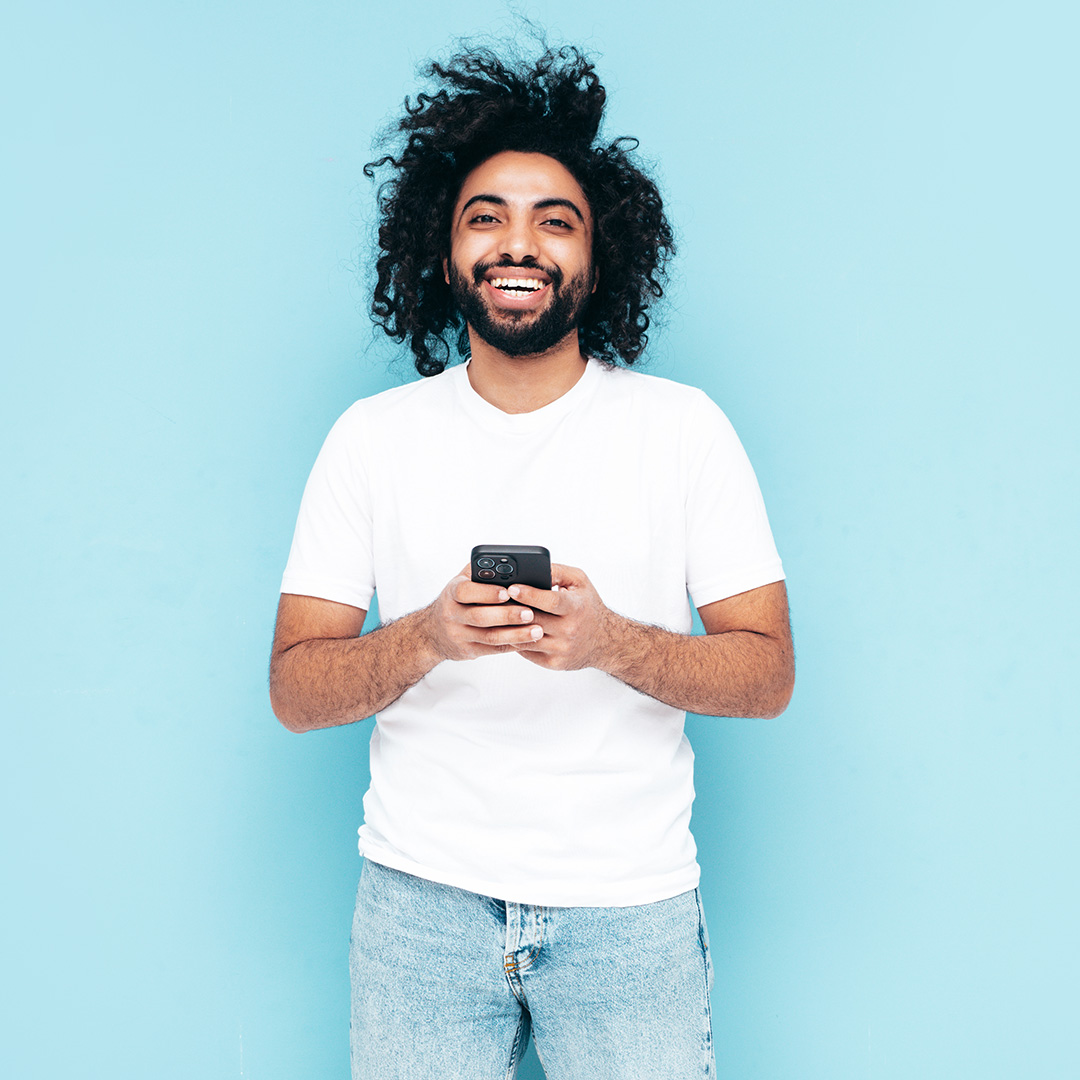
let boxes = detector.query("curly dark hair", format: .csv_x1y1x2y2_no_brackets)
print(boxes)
364,42,675,376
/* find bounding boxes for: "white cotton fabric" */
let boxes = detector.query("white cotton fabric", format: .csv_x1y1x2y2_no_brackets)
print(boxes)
281,358,784,906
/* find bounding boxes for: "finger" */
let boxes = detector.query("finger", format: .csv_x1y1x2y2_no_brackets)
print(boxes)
511,635,549,653
461,604,537,629
468,641,531,657
513,642,554,664
482,623,544,647
507,582,566,614
452,578,511,606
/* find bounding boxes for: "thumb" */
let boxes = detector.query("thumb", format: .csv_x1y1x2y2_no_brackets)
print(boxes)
550,563,588,590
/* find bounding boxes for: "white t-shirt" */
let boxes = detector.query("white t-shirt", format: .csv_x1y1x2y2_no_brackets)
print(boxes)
281,358,784,906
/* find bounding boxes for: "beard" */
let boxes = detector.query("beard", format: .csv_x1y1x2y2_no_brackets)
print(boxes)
448,258,593,358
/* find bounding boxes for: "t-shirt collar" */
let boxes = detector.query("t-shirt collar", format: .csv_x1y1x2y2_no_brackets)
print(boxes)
452,356,601,434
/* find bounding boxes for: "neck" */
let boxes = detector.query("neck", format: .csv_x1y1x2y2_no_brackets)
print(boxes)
464,328,588,414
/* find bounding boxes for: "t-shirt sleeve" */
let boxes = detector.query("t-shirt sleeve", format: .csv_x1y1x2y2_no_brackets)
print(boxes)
279,404,376,611
683,391,785,608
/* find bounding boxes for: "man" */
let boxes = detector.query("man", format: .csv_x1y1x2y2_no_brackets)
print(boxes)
270,43,793,1080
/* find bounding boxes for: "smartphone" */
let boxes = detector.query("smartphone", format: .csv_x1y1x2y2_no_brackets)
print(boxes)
471,545,552,590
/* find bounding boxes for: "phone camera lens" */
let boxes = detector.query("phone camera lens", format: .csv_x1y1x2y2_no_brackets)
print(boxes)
476,558,495,569
495,562,514,577
477,568,496,579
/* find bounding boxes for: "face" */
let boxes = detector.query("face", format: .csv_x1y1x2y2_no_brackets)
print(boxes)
446,151,595,358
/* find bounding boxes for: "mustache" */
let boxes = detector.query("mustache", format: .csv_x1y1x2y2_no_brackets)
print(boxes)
470,259,563,288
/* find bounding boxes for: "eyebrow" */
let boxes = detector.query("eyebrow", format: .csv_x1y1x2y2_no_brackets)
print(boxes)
459,194,587,224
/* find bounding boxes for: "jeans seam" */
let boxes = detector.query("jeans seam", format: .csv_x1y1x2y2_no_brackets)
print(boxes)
504,905,544,979
504,1009,531,1080
516,905,545,973
695,889,715,1077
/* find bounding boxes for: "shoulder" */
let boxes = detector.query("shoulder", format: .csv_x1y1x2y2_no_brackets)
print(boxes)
328,365,461,436
593,359,709,400
590,360,730,427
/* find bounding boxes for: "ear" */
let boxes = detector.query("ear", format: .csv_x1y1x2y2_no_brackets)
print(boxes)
443,257,450,286
591,265,599,295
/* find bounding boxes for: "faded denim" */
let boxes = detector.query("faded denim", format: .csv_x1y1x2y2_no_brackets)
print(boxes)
350,860,715,1079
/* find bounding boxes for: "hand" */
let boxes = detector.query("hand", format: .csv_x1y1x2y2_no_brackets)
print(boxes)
421,567,545,662
507,564,619,671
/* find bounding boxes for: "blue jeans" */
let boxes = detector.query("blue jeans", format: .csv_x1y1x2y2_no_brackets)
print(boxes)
350,860,715,1079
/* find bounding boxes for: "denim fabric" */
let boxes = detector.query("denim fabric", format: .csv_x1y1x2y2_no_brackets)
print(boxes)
350,860,715,1079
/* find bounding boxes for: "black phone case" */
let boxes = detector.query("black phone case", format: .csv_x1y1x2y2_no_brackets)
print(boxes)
470,545,552,590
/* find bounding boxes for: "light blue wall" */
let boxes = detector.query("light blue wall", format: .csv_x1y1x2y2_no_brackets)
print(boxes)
3,2,1076,1077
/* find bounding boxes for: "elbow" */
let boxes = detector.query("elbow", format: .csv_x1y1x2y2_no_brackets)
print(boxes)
761,659,796,719
268,665,316,734
268,644,327,733
276,715,310,735
269,689,309,734
759,684,793,719
740,652,795,719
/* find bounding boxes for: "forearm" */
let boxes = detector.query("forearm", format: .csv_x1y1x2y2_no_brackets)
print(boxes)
270,608,441,733
595,614,794,719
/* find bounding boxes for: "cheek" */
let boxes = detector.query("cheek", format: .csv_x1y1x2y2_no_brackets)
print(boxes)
448,237,484,278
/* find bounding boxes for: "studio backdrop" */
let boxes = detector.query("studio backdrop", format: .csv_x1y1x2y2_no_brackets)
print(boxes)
3,1,1077,1077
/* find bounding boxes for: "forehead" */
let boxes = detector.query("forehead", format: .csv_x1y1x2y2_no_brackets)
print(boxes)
453,151,591,224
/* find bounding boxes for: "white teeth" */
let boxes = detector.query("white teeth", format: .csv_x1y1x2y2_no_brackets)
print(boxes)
490,277,546,291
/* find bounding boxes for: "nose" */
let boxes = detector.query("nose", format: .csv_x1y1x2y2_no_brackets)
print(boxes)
500,215,538,264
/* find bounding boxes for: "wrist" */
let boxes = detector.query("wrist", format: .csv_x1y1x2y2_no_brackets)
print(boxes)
410,603,448,669
588,607,632,674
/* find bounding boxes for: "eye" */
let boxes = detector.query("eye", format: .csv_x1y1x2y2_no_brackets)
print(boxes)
541,217,572,229
469,212,499,224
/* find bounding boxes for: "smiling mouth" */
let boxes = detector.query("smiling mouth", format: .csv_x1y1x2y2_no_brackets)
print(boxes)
487,276,549,297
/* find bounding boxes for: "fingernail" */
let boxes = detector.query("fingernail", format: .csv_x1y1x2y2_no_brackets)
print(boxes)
552,585,560,592
508,586,520,598
498,590,509,601
530,625,543,639
520,608,533,622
